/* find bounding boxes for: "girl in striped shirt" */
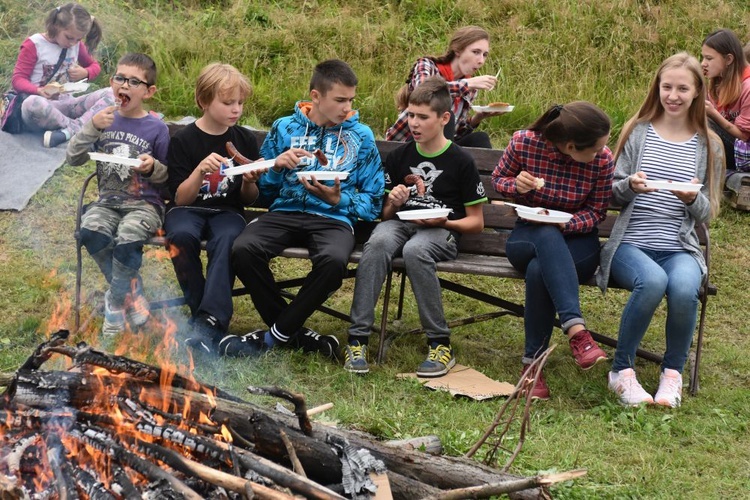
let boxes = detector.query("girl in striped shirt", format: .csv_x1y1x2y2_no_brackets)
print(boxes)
598,53,725,408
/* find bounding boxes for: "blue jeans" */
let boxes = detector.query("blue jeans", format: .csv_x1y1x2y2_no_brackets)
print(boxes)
609,243,701,373
505,222,600,361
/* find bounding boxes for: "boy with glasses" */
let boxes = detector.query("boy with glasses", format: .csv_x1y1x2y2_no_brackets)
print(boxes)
67,52,170,337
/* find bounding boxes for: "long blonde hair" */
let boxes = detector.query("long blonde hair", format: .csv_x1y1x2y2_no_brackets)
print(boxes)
614,52,724,217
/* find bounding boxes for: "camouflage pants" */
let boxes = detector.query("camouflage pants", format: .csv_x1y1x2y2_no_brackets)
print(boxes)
80,202,162,305
21,87,114,135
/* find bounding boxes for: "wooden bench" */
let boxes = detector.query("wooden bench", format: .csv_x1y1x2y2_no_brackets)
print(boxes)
74,128,716,395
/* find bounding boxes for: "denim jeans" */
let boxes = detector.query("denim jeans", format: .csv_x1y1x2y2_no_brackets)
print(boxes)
609,243,701,373
505,222,600,361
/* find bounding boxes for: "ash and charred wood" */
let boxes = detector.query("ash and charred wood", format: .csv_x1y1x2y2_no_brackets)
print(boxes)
46,343,242,403
2,330,70,401
206,395,546,500
45,433,79,500
71,466,117,500
246,386,312,436
72,425,203,500
225,444,345,500
427,469,586,500
0,473,26,500
111,466,140,499
3,435,39,476
132,439,296,500
278,429,306,477
135,398,222,435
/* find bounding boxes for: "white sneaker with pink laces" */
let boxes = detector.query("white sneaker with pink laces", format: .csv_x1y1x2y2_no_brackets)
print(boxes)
654,368,683,408
608,368,654,406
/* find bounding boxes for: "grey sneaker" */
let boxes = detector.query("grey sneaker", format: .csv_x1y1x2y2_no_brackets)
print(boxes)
343,341,369,374
102,290,126,336
416,343,455,378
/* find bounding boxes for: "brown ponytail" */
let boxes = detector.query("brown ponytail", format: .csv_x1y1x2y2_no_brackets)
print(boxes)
530,101,611,150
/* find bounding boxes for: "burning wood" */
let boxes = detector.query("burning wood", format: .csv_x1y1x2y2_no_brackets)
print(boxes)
0,331,560,499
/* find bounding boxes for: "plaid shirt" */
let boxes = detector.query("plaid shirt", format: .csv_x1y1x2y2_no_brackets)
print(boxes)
491,130,614,234
385,58,478,141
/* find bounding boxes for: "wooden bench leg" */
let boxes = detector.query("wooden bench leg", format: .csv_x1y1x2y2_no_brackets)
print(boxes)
376,272,394,364
395,272,407,321
689,294,709,395
74,239,83,333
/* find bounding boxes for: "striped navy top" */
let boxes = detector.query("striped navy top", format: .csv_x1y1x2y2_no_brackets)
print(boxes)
621,124,697,251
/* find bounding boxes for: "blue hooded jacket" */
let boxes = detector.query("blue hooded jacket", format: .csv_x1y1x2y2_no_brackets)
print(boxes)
258,101,384,227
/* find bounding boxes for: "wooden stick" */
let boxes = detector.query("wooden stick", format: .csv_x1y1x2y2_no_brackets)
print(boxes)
279,428,307,477
426,469,586,499
307,402,333,416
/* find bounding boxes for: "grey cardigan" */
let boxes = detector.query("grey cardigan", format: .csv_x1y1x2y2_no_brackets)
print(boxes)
596,122,721,293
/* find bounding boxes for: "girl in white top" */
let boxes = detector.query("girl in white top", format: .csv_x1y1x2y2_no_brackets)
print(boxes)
11,3,114,147
597,53,725,408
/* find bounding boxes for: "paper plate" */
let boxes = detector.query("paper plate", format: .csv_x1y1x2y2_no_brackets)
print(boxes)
397,208,452,220
471,105,515,113
63,81,90,94
88,152,142,168
296,171,349,181
515,207,572,224
643,180,703,192
222,159,275,176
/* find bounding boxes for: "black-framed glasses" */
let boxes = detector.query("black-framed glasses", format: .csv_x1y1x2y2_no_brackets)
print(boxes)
112,75,149,87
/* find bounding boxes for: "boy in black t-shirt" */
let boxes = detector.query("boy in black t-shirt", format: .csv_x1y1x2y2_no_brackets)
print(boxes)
345,76,488,376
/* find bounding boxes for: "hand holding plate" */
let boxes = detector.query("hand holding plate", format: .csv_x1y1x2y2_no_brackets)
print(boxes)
300,175,341,206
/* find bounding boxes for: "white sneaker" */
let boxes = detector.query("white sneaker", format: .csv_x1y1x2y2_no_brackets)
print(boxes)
654,368,683,408
608,368,654,406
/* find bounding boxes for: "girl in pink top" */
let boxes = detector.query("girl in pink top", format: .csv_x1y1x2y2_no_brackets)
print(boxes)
701,29,750,192
11,3,114,148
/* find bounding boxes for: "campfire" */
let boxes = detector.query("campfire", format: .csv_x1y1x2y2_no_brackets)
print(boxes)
1,328,580,499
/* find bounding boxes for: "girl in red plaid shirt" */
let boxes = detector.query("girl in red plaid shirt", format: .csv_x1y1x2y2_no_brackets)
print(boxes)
492,101,614,400
385,26,507,148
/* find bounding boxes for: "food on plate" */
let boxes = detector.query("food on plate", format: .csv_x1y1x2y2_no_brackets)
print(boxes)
226,141,252,165
535,177,545,189
537,208,550,215
313,149,328,166
404,173,426,196
43,82,64,96
487,101,510,108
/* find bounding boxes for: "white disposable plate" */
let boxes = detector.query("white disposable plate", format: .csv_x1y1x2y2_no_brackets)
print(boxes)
88,152,142,168
222,159,276,176
296,171,349,181
63,81,90,93
397,208,452,220
643,180,703,192
515,207,572,224
471,105,515,113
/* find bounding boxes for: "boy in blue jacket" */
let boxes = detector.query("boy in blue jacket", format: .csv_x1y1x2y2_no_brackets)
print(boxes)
231,59,384,358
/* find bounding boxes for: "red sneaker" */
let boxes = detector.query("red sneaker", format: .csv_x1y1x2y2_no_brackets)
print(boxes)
569,329,608,370
520,363,550,400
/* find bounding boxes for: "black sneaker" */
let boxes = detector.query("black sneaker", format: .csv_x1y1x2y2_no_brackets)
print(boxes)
287,327,340,360
416,343,455,378
343,341,369,374
217,333,264,357
185,313,222,356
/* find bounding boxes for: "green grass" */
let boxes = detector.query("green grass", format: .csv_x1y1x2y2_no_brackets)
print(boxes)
2,1,750,498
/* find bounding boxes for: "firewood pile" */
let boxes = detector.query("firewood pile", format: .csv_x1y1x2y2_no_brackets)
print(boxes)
0,330,568,499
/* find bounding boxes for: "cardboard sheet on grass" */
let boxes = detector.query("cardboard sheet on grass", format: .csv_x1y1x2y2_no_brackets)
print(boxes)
398,364,515,400
0,131,67,211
